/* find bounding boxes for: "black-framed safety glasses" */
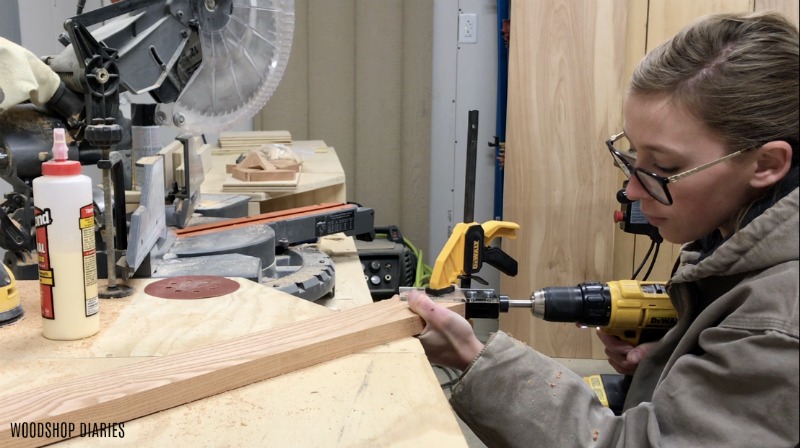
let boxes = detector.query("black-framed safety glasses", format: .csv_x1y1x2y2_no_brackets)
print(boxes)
605,131,752,205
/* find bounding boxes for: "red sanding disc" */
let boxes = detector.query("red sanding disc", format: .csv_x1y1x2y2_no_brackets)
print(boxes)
144,276,240,300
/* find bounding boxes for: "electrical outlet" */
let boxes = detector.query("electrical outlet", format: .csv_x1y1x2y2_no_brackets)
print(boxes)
458,13,478,44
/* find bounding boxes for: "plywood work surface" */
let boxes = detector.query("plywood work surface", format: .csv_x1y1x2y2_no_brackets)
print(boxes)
0,237,466,447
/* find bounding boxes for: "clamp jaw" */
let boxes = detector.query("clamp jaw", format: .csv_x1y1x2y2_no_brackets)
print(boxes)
427,220,520,295
399,286,512,320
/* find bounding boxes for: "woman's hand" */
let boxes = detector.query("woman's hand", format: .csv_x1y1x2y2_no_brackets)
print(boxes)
405,290,484,371
596,330,658,375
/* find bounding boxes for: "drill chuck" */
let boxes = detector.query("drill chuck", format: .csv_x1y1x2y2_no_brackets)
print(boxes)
532,283,612,326
504,284,611,326
504,288,606,323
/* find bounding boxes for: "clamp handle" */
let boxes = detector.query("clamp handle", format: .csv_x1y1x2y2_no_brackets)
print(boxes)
428,220,519,293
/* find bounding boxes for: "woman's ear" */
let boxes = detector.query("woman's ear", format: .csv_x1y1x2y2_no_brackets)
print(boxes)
750,141,792,189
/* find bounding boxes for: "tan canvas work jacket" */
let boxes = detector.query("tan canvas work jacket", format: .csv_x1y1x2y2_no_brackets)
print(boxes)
451,188,799,447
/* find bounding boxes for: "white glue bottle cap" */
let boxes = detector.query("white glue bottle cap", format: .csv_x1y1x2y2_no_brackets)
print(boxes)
52,128,69,161
43,128,80,176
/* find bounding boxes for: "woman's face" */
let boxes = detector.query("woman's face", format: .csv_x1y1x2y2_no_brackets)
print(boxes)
622,93,759,244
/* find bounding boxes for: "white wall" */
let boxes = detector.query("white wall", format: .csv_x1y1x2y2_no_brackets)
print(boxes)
17,0,104,57
430,0,500,289
0,0,21,43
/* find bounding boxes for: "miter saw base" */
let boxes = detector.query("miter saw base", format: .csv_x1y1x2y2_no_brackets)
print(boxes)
146,246,335,302
136,218,337,302
262,245,335,301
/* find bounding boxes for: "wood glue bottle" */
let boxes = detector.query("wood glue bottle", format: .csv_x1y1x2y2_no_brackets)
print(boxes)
33,128,99,340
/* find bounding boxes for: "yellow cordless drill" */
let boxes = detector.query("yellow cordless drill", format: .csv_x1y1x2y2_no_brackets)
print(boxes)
516,279,676,345
518,280,676,414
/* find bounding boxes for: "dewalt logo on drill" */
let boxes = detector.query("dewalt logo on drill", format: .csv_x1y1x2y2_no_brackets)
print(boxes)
472,240,480,270
649,316,678,327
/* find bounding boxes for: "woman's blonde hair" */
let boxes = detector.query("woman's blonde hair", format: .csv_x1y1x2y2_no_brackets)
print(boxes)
630,11,799,164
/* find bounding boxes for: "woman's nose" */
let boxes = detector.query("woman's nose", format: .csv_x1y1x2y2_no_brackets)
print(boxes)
624,174,650,202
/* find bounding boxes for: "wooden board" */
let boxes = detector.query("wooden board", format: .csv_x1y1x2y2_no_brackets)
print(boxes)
222,171,301,190
217,130,293,153
755,0,800,25
219,130,292,140
0,298,464,447
0,236,468,447
498,0,631,359
230,167,299,182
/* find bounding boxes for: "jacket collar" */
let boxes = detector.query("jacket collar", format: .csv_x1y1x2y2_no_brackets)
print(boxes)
673,187,799,283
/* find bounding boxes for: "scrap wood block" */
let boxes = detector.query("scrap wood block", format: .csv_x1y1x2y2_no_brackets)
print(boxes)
225,150,298,182
218,130,292,146
0,299,465,448
231,167,296,182
216,131,293,154
271,158,302,172
241,150,271,168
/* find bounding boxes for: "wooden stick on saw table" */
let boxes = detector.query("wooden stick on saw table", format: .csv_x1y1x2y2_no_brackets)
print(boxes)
0,298,464,448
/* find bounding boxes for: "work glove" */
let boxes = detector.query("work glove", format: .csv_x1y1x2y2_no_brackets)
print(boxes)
405,290,484,371
0,36,61,112
596,330,659,376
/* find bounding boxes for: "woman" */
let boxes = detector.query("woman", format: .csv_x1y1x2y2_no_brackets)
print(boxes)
407,11,798,447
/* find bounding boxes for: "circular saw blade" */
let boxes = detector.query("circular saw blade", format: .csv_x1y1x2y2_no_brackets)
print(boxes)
160,0,294,132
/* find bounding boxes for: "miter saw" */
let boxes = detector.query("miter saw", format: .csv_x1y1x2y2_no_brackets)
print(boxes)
0,0,373,302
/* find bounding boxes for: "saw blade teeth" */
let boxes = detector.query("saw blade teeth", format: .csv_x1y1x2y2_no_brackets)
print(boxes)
169,0,294,133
